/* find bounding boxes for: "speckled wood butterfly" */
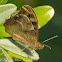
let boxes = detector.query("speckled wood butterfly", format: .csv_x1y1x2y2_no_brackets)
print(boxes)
4,5,58,50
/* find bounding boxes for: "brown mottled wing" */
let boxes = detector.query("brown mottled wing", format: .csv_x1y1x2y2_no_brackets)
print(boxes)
18,5,38,40
4,5,38,49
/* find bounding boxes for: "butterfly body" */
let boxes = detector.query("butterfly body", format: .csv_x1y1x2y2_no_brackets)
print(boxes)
4,5,44,50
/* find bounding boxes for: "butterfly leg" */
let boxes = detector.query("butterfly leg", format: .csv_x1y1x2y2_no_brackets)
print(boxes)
31,50,34,55
28,50,34,59
28,55,31,59
21,46,30,52
21,47,26,52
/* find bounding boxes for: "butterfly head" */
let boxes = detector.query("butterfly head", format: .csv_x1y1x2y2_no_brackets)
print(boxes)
37,35,58,50
36,42,44,50
36,42,51,50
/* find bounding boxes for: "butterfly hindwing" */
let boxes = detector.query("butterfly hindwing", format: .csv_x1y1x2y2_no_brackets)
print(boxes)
4,5,39,50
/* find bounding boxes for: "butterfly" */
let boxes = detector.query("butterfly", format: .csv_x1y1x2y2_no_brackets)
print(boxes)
4,5,58,50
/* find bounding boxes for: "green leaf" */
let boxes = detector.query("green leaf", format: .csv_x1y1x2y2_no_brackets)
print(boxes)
33,5,55,28
0,47,13,62
8,51,33,62
0,38,39,60
0,24,11,39
0,4,17,24
0,0,8,5
0,49,6,62
0,4,17,38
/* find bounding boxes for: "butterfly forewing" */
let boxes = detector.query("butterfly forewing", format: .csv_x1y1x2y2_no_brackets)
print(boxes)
18,5,38,40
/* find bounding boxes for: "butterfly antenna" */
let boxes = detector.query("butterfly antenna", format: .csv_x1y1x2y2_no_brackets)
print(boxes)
44,44,51,49
42,35,58,43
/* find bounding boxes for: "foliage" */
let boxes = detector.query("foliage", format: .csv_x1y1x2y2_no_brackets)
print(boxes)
0,1,55,62
0,0,8,5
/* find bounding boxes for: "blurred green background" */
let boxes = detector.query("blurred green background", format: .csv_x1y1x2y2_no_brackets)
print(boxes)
7,0,62,62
